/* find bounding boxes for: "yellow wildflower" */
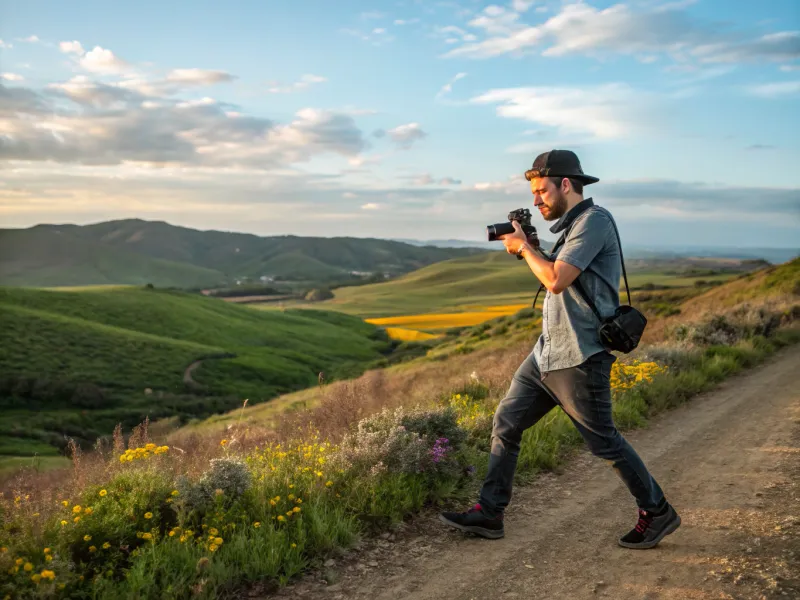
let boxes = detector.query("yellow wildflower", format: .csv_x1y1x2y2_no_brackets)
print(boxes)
293,506,301,513
84,507,93,515
99,489,107,497
61,500,68,507
214,537,223,545
142,533,152,540
23,562,33,571
89,546,97,553
84,535,92,542
31,574,42,583
209,528,218,536
72,505,81,514
209,543,218,552
41,569,56,581
103,542,111,549
144,512,153,519
277,516,285,522
291,543,297,548
253,522,261,528
171,490,179,496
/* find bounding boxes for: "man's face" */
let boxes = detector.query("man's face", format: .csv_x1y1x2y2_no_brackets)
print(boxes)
530,177,567,221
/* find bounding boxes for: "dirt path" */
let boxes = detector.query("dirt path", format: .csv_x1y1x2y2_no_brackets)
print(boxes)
268,346,800,600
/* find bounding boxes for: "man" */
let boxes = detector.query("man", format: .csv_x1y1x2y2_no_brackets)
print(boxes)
440,150,680,550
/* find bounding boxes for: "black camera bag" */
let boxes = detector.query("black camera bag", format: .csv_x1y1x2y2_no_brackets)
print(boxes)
532,206,647,354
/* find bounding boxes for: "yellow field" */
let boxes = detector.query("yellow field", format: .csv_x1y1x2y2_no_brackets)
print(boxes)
367,303,530,340
383,327,442,341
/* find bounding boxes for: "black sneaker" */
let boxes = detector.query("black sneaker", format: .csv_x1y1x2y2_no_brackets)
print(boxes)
618,503,681,549
439,503,504,539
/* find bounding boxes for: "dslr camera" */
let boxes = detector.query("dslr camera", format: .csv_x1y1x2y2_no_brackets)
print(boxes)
487,208,541,259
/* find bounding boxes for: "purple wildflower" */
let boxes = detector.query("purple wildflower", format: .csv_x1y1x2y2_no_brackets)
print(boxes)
430,437,450,464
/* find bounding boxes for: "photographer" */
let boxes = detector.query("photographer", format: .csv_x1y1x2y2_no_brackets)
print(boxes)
440,150,680,549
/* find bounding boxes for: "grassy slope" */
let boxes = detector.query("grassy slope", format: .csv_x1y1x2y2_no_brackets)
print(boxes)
189,259,797,436
307,252,744,318
0,228,226,288
0,287,391,455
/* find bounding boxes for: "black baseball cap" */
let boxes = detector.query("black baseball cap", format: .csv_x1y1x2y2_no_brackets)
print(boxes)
524,149,599,185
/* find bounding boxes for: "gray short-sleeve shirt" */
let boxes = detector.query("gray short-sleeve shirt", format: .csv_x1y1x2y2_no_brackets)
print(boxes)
532,198,621,372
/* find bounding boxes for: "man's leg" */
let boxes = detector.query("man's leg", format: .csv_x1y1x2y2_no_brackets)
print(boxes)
543,351,681,549
439,351,556,538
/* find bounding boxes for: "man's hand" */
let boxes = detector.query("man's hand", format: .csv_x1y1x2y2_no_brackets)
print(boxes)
500,221,582,294
498,221,528,255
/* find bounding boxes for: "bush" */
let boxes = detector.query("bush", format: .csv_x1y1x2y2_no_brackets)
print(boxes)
176,457,252,514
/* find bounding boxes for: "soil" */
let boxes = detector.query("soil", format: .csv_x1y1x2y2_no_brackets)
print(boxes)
261,345,800,600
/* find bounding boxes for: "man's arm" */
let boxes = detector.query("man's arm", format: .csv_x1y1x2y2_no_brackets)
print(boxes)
501,212,609,294
519,248,580,295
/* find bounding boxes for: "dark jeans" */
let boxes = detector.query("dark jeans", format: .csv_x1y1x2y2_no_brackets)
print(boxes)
478,350,666,517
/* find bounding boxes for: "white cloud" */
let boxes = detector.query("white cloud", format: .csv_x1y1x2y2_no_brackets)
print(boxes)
361,202,381,210
59,40,85,55
407,173,462,186
443,2,800,66
342,192,358,199
267,74,327,94
385,122,428,148
166,68,235,85
780,64,800,72
0,81,367,169
746,80,800,98
20,35,40,43
1,73,24,82
394,18,420,25
435,72,467,100
471,84,648,139
80,46,129,74
0,39,12,49
512,0,535,13
372,28,386,35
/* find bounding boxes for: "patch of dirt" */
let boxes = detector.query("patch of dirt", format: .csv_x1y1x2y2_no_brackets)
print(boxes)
260,345,800,600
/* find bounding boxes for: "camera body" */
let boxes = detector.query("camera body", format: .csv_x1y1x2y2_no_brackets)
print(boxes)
487,208,541,251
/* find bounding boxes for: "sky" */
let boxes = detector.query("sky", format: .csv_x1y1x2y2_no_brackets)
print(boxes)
0,0,798,247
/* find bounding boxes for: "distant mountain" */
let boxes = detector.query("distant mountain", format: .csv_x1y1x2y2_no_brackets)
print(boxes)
0,227,226,288
0,220,488,288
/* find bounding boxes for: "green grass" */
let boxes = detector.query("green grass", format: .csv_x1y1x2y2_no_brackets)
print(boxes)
3,321,795,599
0,286,392,456
297,253,744,318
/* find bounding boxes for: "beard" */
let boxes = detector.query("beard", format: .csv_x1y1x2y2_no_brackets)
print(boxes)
542,189,568,221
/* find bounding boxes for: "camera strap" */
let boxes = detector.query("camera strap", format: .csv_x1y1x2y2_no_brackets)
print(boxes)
531,206,632,318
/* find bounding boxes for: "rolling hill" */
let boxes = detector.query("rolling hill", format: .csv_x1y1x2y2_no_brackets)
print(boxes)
308,252,769,318
0,219,488,288
0,227,226,288
0,286,393,456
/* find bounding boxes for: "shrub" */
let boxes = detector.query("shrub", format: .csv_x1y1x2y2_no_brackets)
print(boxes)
176,457,252,514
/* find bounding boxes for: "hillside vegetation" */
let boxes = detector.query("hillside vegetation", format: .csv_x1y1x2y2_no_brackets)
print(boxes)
1,258,797,600
0,228,225,289
195,258,800,436
0,220,487,288
310,252,764,318
0,286,392,457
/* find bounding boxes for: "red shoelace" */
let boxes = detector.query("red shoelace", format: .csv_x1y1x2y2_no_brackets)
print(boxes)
634,509,654,533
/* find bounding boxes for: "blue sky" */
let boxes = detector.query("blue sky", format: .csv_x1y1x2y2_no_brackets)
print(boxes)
1,0,798,247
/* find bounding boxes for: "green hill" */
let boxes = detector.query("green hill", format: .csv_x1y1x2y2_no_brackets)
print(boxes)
0,227,226,288
0,219,488,288
315,253,761,318
0,286,392,456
